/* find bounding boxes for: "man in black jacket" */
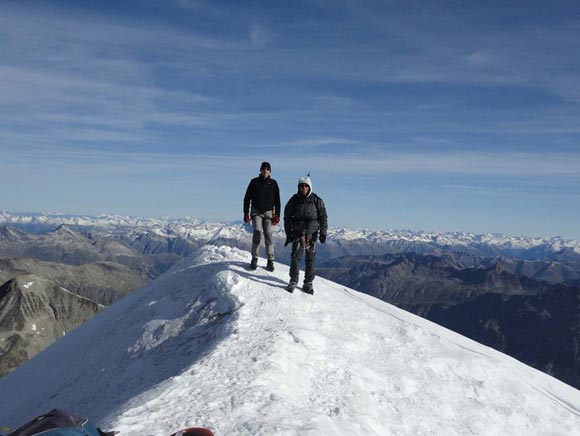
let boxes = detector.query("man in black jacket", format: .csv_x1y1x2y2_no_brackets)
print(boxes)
243,161,281,271
284,175,328,294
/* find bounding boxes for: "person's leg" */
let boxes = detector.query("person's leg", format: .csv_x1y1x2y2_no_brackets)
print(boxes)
303,243,316,293
263,211,275,271
250,214,263,268
263,211,274,261
286,240,302,292
289,240,303,283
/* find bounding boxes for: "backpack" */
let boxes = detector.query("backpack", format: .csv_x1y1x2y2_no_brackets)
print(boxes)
6,409,115,436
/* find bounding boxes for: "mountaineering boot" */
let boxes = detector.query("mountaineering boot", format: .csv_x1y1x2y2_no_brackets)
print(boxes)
286,281,297,293
266,259,275,272
302,281,314,295
250,257,258,270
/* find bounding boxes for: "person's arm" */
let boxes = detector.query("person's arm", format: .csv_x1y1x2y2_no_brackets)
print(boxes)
243,180,254,215
317,196,328,239
283,197,294,244
274,180,281,217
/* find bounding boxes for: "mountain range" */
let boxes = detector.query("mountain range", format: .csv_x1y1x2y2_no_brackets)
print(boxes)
2,210,580,262
1,210,580,391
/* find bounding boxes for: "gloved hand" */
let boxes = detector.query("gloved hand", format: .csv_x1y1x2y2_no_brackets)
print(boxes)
319,233,326,243
244,214,251,223
272,215,280,225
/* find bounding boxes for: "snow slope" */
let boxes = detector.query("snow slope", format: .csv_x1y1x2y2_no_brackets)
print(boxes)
1,245,579,436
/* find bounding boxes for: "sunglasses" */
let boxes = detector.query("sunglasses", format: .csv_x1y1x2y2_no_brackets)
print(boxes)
299,184,310,188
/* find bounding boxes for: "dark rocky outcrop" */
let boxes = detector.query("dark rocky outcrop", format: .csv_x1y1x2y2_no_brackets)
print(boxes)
0,258,147,305
319,253,549,312
0,275,103,377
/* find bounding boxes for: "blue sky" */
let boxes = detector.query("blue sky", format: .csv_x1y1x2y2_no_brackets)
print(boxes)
1,0,579,239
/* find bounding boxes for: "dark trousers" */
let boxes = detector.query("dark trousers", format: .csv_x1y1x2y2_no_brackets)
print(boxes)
290,240,316,284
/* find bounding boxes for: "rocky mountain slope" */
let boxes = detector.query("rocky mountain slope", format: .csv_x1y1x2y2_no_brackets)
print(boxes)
318,252,550,309
0,224,140,267
0,275,103,377
0,258,147,305
0,226,150,377
0,224,194,280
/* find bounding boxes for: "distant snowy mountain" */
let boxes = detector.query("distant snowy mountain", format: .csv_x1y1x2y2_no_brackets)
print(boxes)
2,210,579,261
0,245,579,436
0,211,212,233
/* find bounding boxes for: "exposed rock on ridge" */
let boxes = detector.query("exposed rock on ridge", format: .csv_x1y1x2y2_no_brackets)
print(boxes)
0,275,103,377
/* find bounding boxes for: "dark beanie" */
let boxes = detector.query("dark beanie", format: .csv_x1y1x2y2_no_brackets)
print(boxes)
260,161,271,171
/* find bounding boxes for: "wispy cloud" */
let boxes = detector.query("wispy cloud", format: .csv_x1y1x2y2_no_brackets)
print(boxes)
300,151,580,177
249,23,274,47
282,137,360,148
0,3,261,149
3,138,578,180
2,1,579,151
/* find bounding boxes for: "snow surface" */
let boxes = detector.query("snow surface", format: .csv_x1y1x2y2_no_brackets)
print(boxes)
1,245,580,436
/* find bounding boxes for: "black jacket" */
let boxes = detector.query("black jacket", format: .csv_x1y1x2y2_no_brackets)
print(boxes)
284,192,328,239
244,175,281,215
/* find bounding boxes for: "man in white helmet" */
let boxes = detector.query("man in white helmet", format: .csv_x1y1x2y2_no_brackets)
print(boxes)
283,175,328,294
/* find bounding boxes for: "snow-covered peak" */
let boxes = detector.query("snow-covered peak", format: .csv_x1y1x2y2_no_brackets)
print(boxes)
0,211,193,230
1,245,579,435
1,211,580,255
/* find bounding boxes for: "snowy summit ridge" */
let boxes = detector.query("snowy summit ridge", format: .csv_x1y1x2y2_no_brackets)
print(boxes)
1,245,580,435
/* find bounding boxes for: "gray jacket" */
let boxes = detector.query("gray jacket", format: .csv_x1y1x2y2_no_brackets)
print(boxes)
284,192,328,240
